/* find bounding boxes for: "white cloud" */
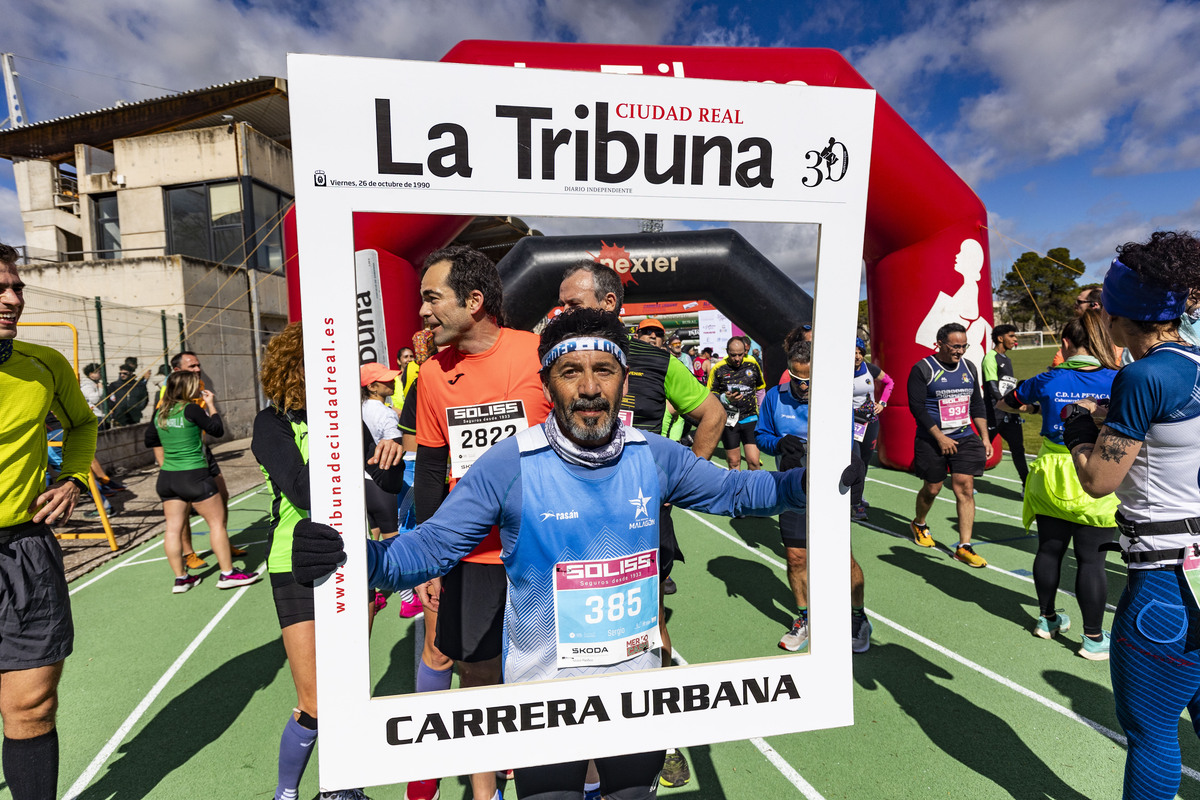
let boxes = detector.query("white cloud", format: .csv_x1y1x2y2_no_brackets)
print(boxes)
0,184,22,248
846,0,1200,182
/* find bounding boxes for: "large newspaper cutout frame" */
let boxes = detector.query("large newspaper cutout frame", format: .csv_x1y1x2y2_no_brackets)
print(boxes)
288,53,875,790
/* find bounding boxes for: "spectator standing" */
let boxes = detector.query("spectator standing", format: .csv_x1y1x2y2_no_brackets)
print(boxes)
105,364,150,426
0,242,97,799
998,311,1118,658
667,333,693,373
982,324,1030,486
906,322,993,567
80,363,105,424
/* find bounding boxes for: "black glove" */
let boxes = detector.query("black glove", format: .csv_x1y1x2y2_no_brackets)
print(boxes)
292,519,348,585
840,455,867,489
1060,404,1100,451
778,435,807,472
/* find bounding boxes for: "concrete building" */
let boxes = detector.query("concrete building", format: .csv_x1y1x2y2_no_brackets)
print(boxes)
0,77,292,448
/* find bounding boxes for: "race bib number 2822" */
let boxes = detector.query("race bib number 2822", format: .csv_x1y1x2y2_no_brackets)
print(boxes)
446,400,528,481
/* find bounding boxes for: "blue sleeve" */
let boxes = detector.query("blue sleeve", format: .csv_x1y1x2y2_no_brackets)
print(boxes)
755,388,782,454
647,433,805,516
1106,360,1167,442
366,437,519,589
1012,371,1047,407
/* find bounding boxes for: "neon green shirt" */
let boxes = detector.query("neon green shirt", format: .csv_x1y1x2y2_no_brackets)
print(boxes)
1,340,98,526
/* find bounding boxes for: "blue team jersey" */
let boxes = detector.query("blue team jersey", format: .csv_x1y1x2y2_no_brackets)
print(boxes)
1105,343,1200,533
1013,367,1118,444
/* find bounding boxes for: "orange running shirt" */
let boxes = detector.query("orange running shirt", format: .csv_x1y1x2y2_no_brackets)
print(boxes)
415,328,551,563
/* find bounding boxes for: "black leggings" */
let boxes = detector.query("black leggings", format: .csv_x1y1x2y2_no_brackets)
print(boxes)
995,417,1029,484
1033,515,1112,636
513,750,665,800
856,419,879,467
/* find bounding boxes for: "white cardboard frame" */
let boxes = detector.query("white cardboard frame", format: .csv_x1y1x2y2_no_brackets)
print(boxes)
287,53,875,790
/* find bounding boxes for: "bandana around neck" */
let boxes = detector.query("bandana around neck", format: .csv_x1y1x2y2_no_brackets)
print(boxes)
0,339,12,367
542,410,626,468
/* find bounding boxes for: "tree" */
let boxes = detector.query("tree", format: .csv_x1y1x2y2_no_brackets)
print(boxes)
858,299,869,339
996,248,1084,330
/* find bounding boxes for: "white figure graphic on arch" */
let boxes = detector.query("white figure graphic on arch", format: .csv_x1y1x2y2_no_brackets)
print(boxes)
914,238,992,369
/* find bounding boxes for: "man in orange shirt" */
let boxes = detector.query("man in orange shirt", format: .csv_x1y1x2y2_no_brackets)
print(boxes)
408,245,551,800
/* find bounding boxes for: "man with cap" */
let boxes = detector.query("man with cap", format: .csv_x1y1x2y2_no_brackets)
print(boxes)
667,333,693,373
291,308,839,800
635,318,667,348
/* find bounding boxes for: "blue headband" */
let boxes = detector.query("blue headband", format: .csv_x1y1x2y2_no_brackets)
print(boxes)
540,337,627,369
1102,258,1189,322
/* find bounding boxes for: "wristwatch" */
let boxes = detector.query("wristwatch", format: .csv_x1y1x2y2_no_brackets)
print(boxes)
63,477,88,492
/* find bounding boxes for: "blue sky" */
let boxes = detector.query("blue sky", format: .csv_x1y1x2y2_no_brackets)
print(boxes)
4,0,1200,289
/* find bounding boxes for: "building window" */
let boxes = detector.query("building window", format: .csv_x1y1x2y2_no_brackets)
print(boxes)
93,194,121,259
165,181,244,265
250,183,287,273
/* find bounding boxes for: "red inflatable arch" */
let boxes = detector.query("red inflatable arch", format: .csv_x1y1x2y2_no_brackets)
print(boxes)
284,41,995,470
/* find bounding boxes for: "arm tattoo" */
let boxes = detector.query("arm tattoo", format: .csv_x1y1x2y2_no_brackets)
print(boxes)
1098,432,1136,464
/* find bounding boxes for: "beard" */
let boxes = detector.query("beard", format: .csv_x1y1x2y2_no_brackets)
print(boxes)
555,396,617,443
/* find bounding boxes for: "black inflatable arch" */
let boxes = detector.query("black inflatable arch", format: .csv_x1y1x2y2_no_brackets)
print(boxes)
498,229,812,381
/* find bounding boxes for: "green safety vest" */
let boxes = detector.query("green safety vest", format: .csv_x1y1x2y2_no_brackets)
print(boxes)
260,414,309,575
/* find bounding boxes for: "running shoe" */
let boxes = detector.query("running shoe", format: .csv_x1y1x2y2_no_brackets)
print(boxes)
102,478,127,491
851,612,872,653
318,791,373,800
172,575,201,594
229,544,248,557
779,616,809,652
98,483,120,498
584,787,601,800
216,570,261,589
399,593,423,618
851,503,869,521
954,543,988,568
663,576,678,595
1034,612,1071,640
184,552,208,570
909,521,935,548
373,590,388,613
404,779,440,800
660,750,691,788
1079,631,1111,661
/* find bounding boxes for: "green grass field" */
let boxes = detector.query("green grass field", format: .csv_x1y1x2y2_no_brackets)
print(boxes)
1002,344,1062,459
46,450,1200,800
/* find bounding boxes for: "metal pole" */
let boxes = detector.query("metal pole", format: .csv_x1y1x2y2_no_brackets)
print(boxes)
177,313,186,350
160,310,169,376
247,267,265,409
94,297,108,411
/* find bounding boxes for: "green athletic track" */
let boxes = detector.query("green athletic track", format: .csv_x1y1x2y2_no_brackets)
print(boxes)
47,448,1200,799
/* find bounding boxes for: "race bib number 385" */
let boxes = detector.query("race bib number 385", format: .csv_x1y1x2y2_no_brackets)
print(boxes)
554,550,661,668
446,400,528,480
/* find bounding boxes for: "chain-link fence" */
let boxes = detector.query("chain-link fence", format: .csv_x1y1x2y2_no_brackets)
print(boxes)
18,284,186,426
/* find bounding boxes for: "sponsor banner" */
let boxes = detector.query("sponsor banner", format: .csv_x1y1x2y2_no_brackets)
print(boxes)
353,250,388,366
290,52,873,789
699,308,733,354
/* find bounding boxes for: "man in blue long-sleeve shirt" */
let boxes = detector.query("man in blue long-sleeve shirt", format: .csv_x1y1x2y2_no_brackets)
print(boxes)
756,341,870,654
294,309,846,800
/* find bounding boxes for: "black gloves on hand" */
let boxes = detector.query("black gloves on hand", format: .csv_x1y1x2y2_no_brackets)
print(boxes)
292,519,347,585
1060,404,1101,451
778,435,807,472
841,454,867,489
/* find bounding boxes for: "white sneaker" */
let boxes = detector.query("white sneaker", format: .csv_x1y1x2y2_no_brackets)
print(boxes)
779,616,809,652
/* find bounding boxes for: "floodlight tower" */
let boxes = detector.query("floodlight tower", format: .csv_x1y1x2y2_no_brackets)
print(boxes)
1,53,28,129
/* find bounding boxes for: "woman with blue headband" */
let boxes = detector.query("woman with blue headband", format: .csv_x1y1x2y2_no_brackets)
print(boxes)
1064,230,1200,800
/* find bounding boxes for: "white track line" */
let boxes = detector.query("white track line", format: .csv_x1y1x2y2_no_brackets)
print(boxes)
680,509,1199,782
671,648,826,799
69,488,265,589
979,474,1024,485
63,560,268,799
867,476,1024,521
853,520,1118,613
117,539,269,566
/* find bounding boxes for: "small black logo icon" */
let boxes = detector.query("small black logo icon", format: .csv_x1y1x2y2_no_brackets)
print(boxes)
314,170,327,187
448,373,464,385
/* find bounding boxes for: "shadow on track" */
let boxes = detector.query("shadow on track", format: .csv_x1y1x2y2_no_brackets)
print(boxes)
75,639,287,799
706,555,796,632
856,642,1093,799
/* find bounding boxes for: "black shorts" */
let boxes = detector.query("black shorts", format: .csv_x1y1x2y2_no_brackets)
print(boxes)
204,445,222,479
435,561,506,663
271,571,314,628
911,434,986,484
270,570,374,629
156,467,219,503
514,750,666,800
721,418,759,449
364,480,399,535
779,510,807,549
659,504,683,579
0,524,73,670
